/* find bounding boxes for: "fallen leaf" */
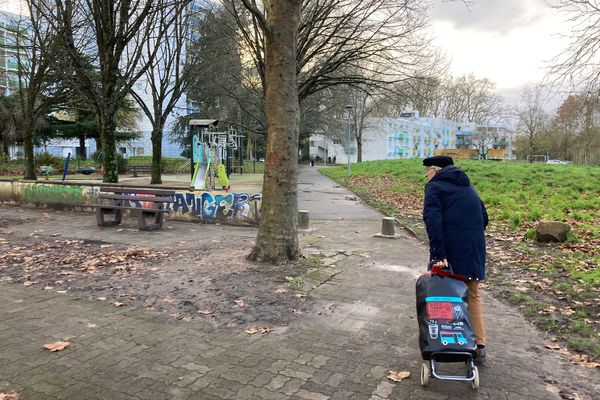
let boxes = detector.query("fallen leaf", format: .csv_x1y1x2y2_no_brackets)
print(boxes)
387,370,411,382
86,323,97,328
559,307,575,316
244,326,273,335
285,276,294,281
570,354,600,368
356,252,370,258
544,342,561,350
234,299,245,307
275,288,287,294
197,310,214,315
559,390,582,400
97,297,107,301
56,290,68,294
0,392,19,400
42,341,70,352
295,293,306,298
113,302,125,307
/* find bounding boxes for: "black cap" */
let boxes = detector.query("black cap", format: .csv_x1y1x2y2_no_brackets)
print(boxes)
423,156,454,168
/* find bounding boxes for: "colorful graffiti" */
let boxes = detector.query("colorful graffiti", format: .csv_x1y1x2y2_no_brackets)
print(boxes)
171,192,261,224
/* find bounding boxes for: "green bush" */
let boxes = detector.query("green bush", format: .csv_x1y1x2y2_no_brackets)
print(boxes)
35,152,63,169
117,154,128,174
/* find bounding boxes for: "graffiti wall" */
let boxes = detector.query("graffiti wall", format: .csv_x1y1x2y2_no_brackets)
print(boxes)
0,181,261,226
170,192,261,224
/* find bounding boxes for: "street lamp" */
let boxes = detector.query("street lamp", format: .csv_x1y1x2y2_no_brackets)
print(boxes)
345,104,353,176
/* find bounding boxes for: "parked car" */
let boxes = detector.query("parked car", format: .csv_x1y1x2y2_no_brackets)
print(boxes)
546,159,569,164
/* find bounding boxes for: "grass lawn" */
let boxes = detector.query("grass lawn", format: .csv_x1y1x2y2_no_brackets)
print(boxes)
321,159,600,358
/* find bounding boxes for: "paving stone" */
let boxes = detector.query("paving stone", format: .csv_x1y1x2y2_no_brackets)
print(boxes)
0,194,599,400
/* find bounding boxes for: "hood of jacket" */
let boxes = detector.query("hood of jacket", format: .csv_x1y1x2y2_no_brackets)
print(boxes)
430,165,470,187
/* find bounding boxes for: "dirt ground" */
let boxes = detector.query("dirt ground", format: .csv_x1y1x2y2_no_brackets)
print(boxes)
0,205,315,330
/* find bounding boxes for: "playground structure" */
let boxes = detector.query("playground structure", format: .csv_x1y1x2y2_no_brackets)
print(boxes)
188,119,245,191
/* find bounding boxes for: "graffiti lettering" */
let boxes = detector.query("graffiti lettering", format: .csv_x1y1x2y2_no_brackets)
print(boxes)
169,191,260,224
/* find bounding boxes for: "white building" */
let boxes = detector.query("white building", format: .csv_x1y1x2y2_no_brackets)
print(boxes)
310,113,477,163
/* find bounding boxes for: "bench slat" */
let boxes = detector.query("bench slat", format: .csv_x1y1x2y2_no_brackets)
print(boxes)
97,193,175,203
100,187,176,196
91,205,171,212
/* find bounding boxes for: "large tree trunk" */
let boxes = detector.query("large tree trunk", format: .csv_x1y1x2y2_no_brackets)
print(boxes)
23,113,37,180
98,112,119,183
79,134,87,160
151,124,164,184
248,0,302,263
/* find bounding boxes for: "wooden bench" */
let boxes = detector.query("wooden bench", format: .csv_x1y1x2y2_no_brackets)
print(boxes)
126,165,152,177
93,187,176,231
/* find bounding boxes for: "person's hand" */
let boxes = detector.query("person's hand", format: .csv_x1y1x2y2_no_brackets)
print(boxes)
433,259,448,268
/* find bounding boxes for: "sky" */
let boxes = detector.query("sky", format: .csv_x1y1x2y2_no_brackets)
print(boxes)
428,0,572,104
1,0,571,106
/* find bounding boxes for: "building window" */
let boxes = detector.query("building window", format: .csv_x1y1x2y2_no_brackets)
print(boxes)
309,140,315,146
137,147,144,155
119,147,127,154
333,139,341,145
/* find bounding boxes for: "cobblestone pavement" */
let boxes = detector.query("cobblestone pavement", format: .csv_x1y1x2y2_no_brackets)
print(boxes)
1,167,599,399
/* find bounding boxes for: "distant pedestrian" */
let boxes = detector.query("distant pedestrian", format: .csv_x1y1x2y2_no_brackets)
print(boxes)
310,158,314,167
422,156,489,363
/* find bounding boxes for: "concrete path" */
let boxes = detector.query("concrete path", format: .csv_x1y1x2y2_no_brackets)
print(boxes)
0,166,598,400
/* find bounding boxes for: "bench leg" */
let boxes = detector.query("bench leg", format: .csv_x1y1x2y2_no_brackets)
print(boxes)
137,210,164,231
96,208,123,227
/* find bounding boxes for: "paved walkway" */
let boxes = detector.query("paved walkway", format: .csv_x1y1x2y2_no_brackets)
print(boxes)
0,166,598,400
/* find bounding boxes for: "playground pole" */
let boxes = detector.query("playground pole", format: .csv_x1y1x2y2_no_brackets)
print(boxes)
62,153,71,181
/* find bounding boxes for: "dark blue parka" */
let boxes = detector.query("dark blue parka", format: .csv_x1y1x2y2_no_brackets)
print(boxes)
423,166,489,280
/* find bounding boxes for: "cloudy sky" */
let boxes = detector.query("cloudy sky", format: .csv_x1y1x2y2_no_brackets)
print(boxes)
428,0,572,103
2,0,572,105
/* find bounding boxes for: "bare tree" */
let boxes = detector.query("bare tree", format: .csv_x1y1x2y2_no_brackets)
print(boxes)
443,74,504,124
239,0,303,263
130,1,193,184
547,1,600,92
551,94,580,160
226,0,438,102
33,0,175,183
13,3,71,180
515,85,549,162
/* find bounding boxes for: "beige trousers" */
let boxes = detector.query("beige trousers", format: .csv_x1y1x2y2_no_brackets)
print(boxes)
466,280,486,346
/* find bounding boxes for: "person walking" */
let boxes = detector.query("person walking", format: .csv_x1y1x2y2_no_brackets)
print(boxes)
422,156,489,363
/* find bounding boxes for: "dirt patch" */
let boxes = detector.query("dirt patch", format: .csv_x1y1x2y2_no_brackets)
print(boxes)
0,214,35,228
0,234,319,330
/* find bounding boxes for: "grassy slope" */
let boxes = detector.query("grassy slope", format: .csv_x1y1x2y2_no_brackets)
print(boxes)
321,160,600,357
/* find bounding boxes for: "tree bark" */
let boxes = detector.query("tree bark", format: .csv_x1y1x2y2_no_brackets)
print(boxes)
248,0,302,263
23,115,37,180
97,112,119,183
79,134,86,160
151,124,164,184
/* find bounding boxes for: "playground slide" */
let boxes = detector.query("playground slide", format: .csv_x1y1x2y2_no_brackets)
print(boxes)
191,162,210,190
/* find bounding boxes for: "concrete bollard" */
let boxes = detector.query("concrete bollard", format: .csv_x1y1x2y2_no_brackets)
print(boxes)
381,217,396,236
298,210,310,231
374,217,402,239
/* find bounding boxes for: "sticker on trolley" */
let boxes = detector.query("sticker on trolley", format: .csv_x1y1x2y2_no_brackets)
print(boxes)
425,296,463,321
440,331,467,346
428,323,439,339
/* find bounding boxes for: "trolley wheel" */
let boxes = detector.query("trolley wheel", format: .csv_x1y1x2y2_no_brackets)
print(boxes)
471,366,479,390
420,362,430,387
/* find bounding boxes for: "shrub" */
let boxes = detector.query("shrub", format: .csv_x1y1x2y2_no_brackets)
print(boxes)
35,152,63,169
